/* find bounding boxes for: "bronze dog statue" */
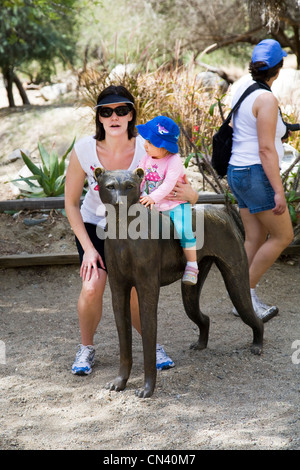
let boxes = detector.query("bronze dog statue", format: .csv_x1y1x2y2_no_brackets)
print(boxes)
94,167,264,398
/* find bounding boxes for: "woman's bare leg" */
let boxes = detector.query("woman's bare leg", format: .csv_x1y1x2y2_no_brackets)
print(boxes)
130,287,142,334
78,268,107,345
78,273,142,345
77,278,174,369
235,207,293,322
240,207,293,288
248,209,293,287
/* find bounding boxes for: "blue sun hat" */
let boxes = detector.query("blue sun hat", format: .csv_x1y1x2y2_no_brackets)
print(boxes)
136,116,180,154
252,39,287,70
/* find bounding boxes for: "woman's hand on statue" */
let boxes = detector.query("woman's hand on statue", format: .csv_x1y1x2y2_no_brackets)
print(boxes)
166,174,198,204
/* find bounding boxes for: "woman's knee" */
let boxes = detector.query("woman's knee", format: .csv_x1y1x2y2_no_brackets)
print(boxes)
282,225,294,248
81,270,106,300
277,215,294,248
257,210,294,249
245,231,267,250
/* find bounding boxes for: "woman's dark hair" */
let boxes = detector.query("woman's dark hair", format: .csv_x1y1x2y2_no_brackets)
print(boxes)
94,85,137,141
249,59,283,82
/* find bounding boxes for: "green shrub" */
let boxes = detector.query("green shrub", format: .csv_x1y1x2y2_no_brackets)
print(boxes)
9,138,75,198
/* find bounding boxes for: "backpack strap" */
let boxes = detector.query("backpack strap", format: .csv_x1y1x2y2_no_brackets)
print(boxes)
224,81,271,124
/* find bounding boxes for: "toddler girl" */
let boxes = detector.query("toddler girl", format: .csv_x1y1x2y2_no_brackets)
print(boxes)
137,116,198,285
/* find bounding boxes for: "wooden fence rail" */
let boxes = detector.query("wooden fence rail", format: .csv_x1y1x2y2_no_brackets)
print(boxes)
0,196,83,211
0,195,298,268
0,253,79,268
0,193,226,212
1,193,299,212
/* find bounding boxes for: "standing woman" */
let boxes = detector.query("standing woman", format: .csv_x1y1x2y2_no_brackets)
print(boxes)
65,85,175,375
227,39,294,322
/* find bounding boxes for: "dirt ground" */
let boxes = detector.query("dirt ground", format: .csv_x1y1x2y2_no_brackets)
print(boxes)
0,84,299,451
0,209,299,451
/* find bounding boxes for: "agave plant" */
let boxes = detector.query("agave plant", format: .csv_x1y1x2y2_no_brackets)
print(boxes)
10,138,75,198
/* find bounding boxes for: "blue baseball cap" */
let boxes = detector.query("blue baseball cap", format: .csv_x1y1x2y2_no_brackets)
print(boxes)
136,116,180,154
252,39,287,70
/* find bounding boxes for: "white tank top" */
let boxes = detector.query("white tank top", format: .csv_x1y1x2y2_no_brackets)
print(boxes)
74,134,145,227
229,79,286,167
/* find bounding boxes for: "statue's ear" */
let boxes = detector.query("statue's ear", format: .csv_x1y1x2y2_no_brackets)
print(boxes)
134,167,144,180
94,167,105,180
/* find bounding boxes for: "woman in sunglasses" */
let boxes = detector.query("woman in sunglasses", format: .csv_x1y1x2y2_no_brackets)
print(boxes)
65,85,198,375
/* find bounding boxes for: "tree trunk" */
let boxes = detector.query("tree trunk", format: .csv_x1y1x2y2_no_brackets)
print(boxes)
3,67,15,107
293,25,300,70
13,72,30,105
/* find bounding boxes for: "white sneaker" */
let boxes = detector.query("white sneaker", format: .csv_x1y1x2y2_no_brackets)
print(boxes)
72,344,95,375
156,344,175,370
232,306,239,317
251,292,278,323
255,305,278,322
232,291,278,323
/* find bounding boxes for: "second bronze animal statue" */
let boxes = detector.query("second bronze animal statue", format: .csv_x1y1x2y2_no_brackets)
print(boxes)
94,167,264,398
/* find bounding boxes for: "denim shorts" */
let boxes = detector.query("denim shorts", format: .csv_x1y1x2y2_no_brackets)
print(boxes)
227,164,275,214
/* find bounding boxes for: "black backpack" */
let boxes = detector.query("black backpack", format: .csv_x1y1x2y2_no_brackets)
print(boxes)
212,81,270,177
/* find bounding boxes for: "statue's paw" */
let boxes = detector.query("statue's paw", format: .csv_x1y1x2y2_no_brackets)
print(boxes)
250,343,263,355
189,340,207,351
135,382,154,398
106,376,127,392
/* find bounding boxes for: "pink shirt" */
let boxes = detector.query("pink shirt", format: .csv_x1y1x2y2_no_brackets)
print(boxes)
138,153,186,211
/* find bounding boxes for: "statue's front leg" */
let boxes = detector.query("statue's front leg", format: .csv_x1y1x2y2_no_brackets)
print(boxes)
107,282,132,392
135,282,160,398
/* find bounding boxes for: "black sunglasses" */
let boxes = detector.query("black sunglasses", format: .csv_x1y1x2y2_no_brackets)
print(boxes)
98,105,132,118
